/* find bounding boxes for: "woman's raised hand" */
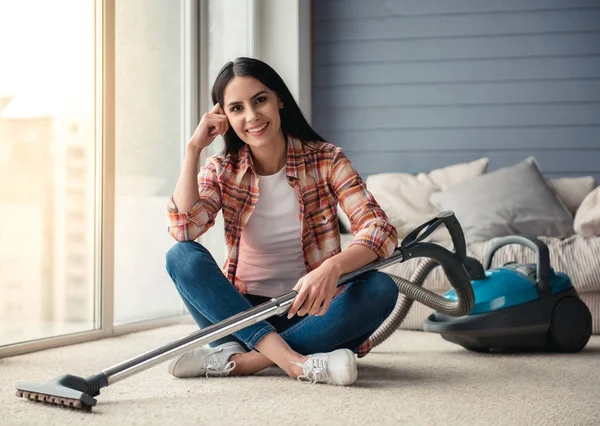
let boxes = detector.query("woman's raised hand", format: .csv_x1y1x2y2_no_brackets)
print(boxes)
189,103,230,151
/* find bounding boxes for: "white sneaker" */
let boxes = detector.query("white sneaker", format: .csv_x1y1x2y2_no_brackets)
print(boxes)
292,349,358,386
167,342,247,378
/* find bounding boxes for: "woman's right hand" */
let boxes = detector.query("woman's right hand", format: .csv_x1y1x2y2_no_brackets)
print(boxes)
234,277,248,295
188,103,230,151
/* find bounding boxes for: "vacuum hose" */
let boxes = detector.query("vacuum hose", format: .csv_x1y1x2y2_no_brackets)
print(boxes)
367,258,475,350
364,211,477,353
367,259,436,349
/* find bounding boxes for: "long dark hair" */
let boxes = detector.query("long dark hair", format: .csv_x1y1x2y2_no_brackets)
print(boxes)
211,57,325,155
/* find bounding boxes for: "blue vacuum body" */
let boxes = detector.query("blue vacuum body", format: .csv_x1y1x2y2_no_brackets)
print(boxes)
423,236,592,352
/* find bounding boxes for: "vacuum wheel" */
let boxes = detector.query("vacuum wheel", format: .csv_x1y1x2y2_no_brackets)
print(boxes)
549,297,592,353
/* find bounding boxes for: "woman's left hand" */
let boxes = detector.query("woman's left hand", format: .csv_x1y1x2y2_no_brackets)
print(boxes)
287,262,342,319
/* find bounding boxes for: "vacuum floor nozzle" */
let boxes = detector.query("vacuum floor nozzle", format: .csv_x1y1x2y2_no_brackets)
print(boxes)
16,374,101,411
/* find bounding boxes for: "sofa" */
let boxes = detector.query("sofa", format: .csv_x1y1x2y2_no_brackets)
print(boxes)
339,157,600,334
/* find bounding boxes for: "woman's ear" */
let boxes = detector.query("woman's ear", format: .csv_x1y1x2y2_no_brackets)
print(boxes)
278,98,284,109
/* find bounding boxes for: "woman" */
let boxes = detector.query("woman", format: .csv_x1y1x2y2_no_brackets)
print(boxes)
166,57,398,386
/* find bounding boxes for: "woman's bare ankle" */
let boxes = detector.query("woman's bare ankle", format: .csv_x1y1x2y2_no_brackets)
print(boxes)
287,354,309,379
228,353,246,376
253,332,310,379
228,350,280,376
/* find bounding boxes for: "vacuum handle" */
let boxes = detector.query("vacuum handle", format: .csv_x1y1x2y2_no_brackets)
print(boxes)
484,235,551,293
401,211,467,261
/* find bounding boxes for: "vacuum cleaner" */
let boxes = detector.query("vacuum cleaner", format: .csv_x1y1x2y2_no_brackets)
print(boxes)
15,211,476,411
423,235,593,353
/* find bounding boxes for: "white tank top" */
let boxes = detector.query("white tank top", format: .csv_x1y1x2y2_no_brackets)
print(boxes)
236,166,307,298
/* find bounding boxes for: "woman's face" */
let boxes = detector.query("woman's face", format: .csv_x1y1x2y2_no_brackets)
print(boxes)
222,76,283,150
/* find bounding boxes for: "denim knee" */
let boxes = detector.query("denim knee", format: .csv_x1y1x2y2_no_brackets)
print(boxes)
165,240,214,281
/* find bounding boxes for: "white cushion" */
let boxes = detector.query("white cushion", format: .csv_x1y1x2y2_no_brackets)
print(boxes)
547,176,597,216
574,186,600,237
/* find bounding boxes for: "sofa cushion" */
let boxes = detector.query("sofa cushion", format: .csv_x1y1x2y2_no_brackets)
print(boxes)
548,176,597,216
574,186,600,237
429,157,574,243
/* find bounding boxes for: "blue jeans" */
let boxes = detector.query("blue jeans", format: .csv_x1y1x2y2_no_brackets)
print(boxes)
165,241,399,355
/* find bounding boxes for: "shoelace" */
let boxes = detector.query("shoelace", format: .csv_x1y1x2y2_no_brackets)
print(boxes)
205,360,236,378
202,347,237,378
292,356,328,384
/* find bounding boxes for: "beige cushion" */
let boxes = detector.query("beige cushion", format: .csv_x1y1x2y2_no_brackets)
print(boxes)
547,176,597,215
362,157,489,241
574,186,600,237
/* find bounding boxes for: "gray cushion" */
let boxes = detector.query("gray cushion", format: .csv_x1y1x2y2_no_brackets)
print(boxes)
429,157,574,243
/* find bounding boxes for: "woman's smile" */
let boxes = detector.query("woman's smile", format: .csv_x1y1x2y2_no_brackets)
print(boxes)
246,122,269,137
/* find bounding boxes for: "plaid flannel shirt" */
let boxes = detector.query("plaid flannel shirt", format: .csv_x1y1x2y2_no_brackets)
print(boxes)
167,136,398,357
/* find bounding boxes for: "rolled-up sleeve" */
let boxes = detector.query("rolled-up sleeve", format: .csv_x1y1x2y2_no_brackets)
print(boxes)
167,159,222,242
329,148,398,258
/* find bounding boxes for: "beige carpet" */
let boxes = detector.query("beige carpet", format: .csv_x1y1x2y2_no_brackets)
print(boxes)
2,324,600,426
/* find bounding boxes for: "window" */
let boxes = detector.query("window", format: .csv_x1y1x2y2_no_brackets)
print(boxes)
0,0,96,346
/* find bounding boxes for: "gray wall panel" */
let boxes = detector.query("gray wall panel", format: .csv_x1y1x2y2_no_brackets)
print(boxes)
313,104,600,130
312,0,600,183
313,0,600,21
313,57,600,87
314,33,600,65
344,149,600,177
313,9,600,42
322,127,600,151
313,80,600,107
